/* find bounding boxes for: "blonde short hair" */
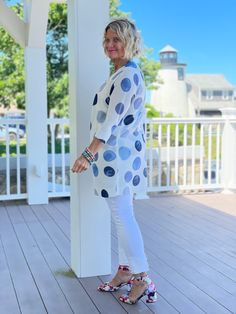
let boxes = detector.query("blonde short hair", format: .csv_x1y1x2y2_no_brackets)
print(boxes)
103,18,142,59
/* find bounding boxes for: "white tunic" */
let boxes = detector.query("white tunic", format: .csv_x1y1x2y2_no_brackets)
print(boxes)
90,60,147,198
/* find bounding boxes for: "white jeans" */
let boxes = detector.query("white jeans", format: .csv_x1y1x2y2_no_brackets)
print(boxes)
106,192,149,274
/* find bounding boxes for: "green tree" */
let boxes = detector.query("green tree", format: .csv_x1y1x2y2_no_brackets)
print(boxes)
145,104,161,118
46,3,68,117
0,4,25,108
0,3,68,116
110,0,128,17
139,48,160,90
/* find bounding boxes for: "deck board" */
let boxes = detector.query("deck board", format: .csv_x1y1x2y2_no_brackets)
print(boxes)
0,237,21,314
0,204,47,314
0,193,236,313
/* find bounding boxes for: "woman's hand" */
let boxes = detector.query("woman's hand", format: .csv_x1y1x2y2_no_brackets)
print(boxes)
71,155,90,173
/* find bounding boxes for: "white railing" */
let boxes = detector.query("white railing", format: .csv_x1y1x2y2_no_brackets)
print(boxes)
1,115,236,201
145,117,225,192
47,118,70,197
0,118,27,200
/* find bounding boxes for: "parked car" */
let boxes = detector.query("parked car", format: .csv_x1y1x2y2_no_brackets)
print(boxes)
4,113,26,134
0,125,25,141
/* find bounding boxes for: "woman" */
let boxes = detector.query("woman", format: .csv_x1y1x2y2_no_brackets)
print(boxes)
72,18,157,304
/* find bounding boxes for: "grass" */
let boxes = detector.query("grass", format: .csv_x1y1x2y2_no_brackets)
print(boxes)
0,129,219,160
0,138,70,157
0,139,26,156
146,131,220,160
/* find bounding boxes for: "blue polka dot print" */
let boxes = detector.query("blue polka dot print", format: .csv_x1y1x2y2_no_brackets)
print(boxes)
133,175,140,186
104,166,115,177
135,140,142,152
103,150,116,162
132,157,141,170
115,103,124,114
124,115,134,125
124,171,133,182
107,135,117,146
105,97,110,105
97,111,106,123
119,147,131,160
134,97,142,109
110,84,115,95
93,94,98,105
92,163,99,177
90,61,147,198
121,78,131,92
101,189,109,197
133,74,139,86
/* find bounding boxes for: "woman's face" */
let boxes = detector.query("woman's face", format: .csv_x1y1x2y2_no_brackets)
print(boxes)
104,28,125,62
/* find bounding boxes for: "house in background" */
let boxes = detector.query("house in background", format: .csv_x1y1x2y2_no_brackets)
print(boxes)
186,74,235,116
150,45,236,117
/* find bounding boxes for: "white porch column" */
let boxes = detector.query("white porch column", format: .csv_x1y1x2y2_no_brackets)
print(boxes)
24,0,50,204
25,47,48,204
67,0,110,277
220,108,236,193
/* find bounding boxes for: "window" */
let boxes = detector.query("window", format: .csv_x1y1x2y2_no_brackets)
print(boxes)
222,90,233,100
223,90,229,100
213,90,222,97
177,67,184,80
201,90,207,97
206,90,213,100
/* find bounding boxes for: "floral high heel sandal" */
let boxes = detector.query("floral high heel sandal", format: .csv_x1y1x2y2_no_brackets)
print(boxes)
98,265,133,292
119,275,157,304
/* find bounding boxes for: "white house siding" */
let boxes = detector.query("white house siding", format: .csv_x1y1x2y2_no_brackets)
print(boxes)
151,67,189,117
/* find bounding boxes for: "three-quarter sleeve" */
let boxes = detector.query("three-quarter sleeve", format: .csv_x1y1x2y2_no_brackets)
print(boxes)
94,70,137,143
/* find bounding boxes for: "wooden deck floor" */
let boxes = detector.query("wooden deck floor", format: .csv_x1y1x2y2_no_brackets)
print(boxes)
0,193,236,314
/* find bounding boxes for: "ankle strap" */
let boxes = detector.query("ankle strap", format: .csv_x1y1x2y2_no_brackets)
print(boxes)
118,265,130,271
133,275,151,284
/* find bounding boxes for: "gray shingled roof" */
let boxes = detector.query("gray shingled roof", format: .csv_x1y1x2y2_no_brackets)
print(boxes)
159,45,178,53
186,74,234,89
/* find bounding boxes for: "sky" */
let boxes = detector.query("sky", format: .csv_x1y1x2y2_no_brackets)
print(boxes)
120,0,236,88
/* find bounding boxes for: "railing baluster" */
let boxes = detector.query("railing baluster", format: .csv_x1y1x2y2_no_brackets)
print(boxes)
158,124,162,187
0,118,26,200
216,123,220,184
149,122,153,189
183,123,187,187
6,124,10,196
207,124,212,185
16,124,21,195
200,124,204,186
175,124,179,185
191,124,196,186
51,123,56,193
166,124,170,187
61,124,66,192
